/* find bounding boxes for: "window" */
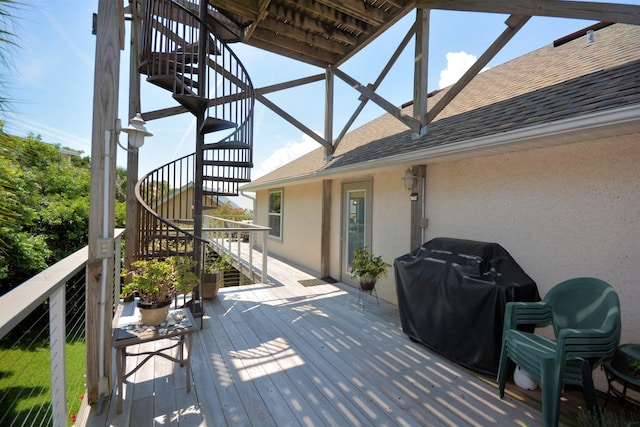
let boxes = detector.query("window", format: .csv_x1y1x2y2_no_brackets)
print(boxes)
268,189,282,239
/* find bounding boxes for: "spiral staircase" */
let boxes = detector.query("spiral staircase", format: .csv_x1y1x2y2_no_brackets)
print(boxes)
132,0,254,307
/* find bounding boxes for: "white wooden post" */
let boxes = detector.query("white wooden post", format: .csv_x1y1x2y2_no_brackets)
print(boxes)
49,285,67,427
114,232,123,310
87,0,122,404
262,231,269,284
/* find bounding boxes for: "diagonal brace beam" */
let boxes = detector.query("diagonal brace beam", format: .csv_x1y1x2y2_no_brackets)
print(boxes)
427,15,530,123
332,67,422,133
334,22,416,150
255,92,332,150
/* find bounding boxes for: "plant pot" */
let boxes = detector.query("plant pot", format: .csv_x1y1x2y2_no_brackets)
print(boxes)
137,299,171,326
359,280,376,291
202,272,221,299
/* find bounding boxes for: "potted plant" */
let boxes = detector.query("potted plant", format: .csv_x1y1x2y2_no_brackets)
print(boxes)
202,252,233,299
350,247,391,290
120,256,200,326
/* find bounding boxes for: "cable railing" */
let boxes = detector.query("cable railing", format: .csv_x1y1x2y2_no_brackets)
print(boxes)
0,230,124,427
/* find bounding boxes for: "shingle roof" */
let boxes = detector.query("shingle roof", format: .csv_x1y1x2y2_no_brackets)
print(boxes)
245,23,640,189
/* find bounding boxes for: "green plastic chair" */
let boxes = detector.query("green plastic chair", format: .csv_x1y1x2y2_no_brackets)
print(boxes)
497,277,621,427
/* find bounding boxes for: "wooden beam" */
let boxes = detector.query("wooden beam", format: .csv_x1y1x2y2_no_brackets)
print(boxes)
427,14,530,123
313,0,392,26
257,16,354,55
335,2,415,67
410,165,426,251
256,73,326,95
272,0,372,42
325,68,334,160
249,28,339,66
332,67,422,133
413,8,429,138
334,22,416,150
125,0,142,281
255,92,333,150
87,0,121,405
417,0,640,25
245,0,271,39
210,0,259,19
320,179,332,277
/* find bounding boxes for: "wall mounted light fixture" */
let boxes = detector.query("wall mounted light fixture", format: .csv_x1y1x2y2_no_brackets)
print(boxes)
116,113,153,150
402,168,418,200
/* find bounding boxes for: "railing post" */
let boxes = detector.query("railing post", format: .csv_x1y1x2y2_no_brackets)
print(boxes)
262,231,268,284
114,232,123,311
236,232,242,285
49,285,67,427
248,232,254,282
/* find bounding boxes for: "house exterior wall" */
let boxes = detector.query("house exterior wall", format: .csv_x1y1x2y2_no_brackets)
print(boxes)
155,187,195,220
369,169,411,304
255,182,324,274
424,135,639,347
252,135,638,355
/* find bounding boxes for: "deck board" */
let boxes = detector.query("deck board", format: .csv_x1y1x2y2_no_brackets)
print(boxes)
80,252,598,427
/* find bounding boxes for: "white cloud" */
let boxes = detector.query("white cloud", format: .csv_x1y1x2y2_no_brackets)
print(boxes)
253,133,319,179
439,51,478,89
7,116,90,152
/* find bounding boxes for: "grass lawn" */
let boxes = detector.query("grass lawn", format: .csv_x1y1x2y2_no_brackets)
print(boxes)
0,340,86,426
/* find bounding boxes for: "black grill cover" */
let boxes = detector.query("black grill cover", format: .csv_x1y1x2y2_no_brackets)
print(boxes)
394,237,540,374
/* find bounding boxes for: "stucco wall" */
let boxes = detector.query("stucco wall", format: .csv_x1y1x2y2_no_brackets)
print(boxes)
425,135,639,348
255,182,324,275
370,169,412,304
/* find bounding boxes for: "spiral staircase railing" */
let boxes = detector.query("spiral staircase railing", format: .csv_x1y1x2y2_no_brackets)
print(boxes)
133,0,254,275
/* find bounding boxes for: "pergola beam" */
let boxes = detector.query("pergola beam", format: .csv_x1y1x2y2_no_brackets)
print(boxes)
417,0,640,25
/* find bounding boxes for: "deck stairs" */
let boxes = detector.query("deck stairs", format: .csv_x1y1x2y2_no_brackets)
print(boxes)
132,0,254,291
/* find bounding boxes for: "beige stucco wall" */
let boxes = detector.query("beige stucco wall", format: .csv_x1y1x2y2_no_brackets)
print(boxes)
424,135,640,349
369,170,412,304
255,182,324,274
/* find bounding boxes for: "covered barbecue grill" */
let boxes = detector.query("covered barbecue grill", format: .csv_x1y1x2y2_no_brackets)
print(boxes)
394,237,540,374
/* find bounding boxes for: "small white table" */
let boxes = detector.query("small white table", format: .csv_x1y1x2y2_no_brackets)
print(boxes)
112,301,196,413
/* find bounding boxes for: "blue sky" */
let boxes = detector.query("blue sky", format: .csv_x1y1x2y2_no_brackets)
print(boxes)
3,1,635,208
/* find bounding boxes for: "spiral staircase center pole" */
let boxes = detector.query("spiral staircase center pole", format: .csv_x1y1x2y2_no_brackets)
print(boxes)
191,0,209,316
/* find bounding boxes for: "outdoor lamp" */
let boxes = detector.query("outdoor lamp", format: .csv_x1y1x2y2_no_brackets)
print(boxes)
402,168,417,191
402,168,419,201
120,113,153,148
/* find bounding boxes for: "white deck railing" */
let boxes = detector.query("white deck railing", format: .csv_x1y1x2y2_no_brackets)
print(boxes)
0,229,124,427
202,215,270,284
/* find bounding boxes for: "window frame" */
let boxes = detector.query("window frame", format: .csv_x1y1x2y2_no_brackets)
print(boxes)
267,188,283,240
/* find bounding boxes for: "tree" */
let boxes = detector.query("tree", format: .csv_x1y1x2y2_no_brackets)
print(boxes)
0,128,52,286
214,201,252,221
0,0,19,114
0,125,126,293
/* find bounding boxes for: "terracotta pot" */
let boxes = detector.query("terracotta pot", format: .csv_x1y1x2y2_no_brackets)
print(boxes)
138,299,171,326
359,280,376,291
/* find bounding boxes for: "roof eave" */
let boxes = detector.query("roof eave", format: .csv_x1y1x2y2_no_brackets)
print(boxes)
241,104,640,192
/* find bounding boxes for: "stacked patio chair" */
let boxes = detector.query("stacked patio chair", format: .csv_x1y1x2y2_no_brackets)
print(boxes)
497,277,621,427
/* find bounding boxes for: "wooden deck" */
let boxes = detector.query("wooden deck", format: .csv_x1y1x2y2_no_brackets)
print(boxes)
80,255,595,427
